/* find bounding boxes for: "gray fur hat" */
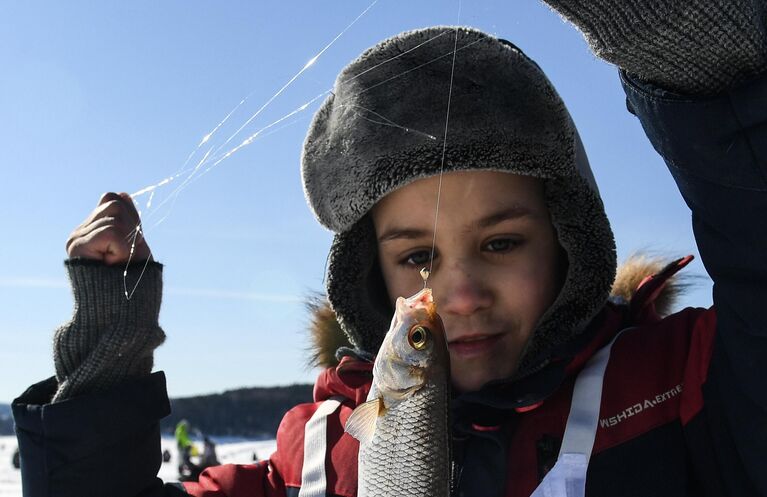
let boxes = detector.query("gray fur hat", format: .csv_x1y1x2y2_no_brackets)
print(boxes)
301,26,616,377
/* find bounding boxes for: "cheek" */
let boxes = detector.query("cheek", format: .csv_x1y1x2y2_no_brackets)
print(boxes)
501,255,562,324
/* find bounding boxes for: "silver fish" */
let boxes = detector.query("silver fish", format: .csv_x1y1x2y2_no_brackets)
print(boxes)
345,288,451,497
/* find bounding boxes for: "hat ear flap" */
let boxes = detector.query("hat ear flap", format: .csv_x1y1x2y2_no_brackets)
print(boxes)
327,216,394,354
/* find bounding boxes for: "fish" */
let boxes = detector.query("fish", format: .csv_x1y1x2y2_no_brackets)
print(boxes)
345,287,452,497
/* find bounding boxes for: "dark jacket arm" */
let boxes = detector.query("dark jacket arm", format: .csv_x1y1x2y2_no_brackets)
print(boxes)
12,372,188,497
621,70,767,493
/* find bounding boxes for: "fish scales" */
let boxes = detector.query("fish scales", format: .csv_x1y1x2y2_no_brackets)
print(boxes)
359,380,450,497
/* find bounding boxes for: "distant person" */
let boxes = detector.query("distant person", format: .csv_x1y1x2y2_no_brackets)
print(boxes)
174,420,191,453
174,420,198,479
11,2,767,496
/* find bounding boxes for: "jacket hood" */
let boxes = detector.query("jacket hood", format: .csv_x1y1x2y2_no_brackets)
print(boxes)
301,26,616,378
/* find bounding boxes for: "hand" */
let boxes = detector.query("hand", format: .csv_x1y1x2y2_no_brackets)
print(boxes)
66,192,151,265
540,0,767,94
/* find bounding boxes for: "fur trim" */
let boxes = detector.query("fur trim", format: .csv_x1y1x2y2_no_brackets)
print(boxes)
306,294,352,369
612,253,691,317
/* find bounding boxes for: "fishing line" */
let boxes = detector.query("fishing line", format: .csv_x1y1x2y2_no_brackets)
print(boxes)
125,146,216,244
118,2,381,300
354,35,481,98
131,91,326,236
198,93,328,173
176,34,476,209
125,0,381,239
128,31,478,238
122,36,473,248
158,113,312,205
126,38,480,247
124,109,304,249
123,217,155,300
339,30,450,86
209,0,381,162
338,103,438,141
424,1,462,289
130,0,381,210
120,1,470,300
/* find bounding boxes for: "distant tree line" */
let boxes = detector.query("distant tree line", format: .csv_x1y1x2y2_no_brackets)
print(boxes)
160,384,314,438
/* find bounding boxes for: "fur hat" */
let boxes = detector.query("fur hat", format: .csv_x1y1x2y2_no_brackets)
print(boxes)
301,26,616,377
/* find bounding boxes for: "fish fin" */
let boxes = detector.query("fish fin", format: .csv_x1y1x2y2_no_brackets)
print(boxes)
344,397,384,444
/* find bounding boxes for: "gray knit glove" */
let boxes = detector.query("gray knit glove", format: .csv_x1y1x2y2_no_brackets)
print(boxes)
52,259,166,402
541,0,767,94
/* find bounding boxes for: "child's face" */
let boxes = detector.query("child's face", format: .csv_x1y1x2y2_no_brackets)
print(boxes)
372,170,565,392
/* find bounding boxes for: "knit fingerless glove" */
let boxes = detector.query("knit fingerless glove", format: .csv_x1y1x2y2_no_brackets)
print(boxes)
52,259,166,402
542,0,767,94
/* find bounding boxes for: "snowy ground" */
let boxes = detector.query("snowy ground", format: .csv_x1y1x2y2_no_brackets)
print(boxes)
0,435,277,496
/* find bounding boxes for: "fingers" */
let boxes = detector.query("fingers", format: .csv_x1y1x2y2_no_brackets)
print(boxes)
66,192,151,265
68,225,131,264
68,214,142,249
67,197,140,251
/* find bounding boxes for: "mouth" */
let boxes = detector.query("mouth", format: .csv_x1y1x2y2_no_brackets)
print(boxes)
448,333,503,357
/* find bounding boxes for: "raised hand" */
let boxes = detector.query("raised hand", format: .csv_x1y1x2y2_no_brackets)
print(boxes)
541,0,767,94
66,192,151,265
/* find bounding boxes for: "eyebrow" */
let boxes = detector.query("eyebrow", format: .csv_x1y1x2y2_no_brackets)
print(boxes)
377,205,536,243
475,205,536,229
378,227,430,243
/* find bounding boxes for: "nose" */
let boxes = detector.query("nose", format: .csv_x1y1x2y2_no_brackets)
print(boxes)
434,261,493,317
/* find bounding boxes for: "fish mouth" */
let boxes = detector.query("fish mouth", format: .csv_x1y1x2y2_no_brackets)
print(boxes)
397,288,437,320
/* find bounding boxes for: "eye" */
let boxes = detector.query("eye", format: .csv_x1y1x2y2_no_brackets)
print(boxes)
402,250,433,267
483,237,521,253
408,325,431,350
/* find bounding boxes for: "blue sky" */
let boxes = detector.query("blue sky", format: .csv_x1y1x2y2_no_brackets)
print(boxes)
0,1,712,402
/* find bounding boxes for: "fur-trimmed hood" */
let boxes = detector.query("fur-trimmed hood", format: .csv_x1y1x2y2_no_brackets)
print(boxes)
308,254,693,369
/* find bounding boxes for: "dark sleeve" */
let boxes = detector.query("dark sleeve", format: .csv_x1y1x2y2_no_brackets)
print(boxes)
12,372,189,497
621,70,767,494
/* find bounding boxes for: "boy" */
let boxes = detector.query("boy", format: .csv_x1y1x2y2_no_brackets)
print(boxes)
13,2,767,497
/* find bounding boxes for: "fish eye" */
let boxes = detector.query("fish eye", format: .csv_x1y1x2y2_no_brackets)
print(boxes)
408,325,431,350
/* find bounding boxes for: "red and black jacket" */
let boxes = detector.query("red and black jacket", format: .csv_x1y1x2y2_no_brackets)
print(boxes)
178,258,729,496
